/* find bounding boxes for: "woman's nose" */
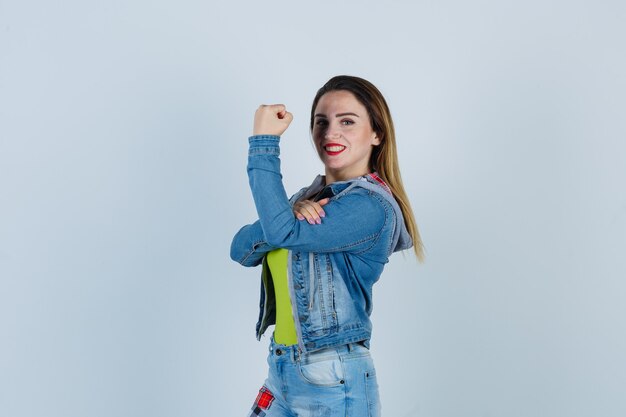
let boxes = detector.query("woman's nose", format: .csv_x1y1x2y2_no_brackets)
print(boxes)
324,125,340,139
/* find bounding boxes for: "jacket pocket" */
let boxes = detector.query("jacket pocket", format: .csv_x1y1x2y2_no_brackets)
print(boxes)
305,253,338,337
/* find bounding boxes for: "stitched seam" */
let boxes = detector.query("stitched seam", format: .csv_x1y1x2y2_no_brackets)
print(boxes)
326,233,378,252
239,239,266,264
249,147,280,156
354,191,392,255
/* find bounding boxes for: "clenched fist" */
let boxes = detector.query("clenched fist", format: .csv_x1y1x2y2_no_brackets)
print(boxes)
253,104,294,136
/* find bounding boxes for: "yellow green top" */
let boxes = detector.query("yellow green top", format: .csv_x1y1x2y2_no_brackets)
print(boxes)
266,248,297,346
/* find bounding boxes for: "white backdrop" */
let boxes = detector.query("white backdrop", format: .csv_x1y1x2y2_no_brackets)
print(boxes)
1,1,625,416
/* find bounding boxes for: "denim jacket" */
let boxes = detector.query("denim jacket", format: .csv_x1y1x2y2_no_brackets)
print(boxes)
230,135,412,353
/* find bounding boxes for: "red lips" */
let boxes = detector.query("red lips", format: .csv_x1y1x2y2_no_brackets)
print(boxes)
323,143,346,156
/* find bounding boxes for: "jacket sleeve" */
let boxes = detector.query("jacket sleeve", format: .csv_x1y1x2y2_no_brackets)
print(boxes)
244,135,393,256
230,220,275,267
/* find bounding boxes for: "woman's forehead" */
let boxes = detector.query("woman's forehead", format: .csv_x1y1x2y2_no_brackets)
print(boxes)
315,90,367,116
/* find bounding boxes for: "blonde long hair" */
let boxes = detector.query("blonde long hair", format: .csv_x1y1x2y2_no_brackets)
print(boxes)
310,75,425,262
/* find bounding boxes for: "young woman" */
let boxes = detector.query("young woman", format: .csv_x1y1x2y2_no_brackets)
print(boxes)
230,75,425,417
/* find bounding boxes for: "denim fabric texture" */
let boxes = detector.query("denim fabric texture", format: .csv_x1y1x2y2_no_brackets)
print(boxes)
230,135,412,353
247,336,381,417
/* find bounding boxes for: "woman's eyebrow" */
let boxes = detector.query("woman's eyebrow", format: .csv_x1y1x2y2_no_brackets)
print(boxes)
314,112,360,118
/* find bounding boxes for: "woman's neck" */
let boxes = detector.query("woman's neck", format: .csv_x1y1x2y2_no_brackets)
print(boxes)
324,169,372,185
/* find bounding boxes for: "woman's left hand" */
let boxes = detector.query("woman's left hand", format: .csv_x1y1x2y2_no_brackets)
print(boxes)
293,198,330,225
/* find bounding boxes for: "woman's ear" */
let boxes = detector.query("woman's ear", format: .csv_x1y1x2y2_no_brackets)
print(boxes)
372,135,381,146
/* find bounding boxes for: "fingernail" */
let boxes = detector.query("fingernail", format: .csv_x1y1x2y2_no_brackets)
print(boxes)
316,218,321,224
308,219,314,224
320,212,325,218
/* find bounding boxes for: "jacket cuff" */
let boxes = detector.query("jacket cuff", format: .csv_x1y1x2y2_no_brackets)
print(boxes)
248,135,280,156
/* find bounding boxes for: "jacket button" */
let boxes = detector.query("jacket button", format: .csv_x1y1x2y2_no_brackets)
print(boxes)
275,348,283,356
299,316,307,322
293,283,302,290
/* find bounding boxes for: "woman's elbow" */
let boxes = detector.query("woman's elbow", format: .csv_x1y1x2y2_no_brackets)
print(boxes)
230,233,251,265
230,237,265,267
229,249,238,264
229,240,242,264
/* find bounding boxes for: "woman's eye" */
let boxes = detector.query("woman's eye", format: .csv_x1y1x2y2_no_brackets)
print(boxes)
341,119,354,125
315,119,328,126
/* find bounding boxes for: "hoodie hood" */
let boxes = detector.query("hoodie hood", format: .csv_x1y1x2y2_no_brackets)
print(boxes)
294,174,413,255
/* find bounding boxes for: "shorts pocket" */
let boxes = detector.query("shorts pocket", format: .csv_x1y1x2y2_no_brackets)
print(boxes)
297,350,345,387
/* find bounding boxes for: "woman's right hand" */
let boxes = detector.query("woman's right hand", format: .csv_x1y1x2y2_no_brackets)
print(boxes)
253,104,293,136
293,198,330,225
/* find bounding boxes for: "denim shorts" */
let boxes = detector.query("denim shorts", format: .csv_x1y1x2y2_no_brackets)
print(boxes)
247,336,381,417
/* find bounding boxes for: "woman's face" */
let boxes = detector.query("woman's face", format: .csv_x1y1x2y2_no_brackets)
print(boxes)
312,90,380,184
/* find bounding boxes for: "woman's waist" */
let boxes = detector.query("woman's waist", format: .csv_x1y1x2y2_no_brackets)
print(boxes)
269,333,370,362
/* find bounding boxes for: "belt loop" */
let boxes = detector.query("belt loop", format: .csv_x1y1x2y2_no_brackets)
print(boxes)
347,342,353,353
